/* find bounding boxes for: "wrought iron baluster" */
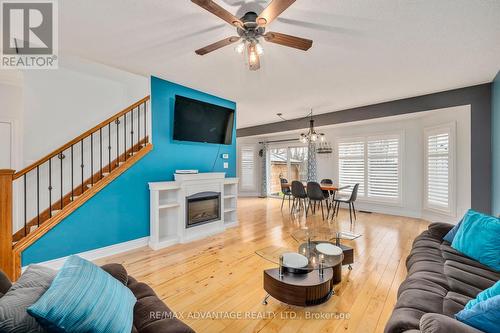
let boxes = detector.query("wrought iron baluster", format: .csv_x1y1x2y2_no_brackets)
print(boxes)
138,104,141,146
116,118,119,166
99,128,103,178
23,174,27,236
131,108,134,155
108,123,111,172
37,166,40,227
49,158,52,218
124,113,127,160
71,146,74,201
144,102,147,142
90,134,94,186
59,152,64,209
80,139,84,194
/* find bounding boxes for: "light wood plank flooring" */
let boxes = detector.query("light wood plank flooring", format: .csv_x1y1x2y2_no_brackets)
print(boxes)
97,197,429,333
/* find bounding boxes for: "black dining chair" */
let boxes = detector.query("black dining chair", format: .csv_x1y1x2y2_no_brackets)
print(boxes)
320,178,334,210
280,177,293,211
291,180,308,212
306,182,329,220
333,183,359,224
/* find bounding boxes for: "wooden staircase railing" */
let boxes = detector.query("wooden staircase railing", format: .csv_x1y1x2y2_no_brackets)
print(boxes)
0,96,152,280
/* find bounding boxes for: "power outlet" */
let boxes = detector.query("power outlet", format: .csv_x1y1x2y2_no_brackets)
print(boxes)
223,162,229,169
221,153,229,159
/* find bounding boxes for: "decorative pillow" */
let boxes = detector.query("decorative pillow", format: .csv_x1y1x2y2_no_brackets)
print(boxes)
27,255,136,333
0,270,12,297
451,209,500,272
0,265,56,333
443,219,463,243
455,295,500,333
464,281,500,309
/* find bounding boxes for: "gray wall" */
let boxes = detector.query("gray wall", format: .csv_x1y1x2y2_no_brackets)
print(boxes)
237,84,492,214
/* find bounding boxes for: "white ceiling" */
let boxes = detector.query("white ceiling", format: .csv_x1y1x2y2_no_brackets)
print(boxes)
59,0,500,128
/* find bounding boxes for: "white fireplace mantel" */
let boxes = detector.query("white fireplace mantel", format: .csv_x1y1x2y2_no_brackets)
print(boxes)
148,173,239,250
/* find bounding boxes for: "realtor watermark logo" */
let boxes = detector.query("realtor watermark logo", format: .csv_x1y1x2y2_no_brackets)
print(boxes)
1,0,58,69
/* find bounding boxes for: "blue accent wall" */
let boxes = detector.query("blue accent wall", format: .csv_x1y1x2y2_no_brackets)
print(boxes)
22,76,236,265
493,71,500,216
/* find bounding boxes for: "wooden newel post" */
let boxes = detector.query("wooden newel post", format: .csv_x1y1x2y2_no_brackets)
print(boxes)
0,169,15,280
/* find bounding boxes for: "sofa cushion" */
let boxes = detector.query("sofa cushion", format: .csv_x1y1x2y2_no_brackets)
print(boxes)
0,265,56,333
0,270,11,297
442,292,471,316
28,255,136,333
101,263,128,285
420,313,484,333
451,209,500,272
397,278,448,299
127,277,195,333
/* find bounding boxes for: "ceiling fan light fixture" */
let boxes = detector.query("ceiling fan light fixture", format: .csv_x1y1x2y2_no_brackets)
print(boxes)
255,42,264,55
235,41,245,54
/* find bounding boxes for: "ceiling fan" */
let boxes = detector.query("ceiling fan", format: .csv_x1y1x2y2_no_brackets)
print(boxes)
192,0,313,71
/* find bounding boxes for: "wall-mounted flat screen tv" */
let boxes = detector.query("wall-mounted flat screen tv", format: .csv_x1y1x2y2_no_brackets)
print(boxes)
173,95,235,145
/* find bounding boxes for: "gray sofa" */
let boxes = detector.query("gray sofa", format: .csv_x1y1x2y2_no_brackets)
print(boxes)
0,264,195,333
384,222,500,333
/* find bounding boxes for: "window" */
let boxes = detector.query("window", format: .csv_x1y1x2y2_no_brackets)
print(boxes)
367,135,400,200
424,125,455,214
338,140,365,196
337,133,401,203
240,147,255,191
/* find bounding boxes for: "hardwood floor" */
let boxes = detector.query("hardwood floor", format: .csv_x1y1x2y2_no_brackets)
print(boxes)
97,197,429,333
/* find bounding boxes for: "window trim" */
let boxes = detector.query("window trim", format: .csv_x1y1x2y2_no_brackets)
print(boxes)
239,145,257,192
423,122,456,216
336,131,404,206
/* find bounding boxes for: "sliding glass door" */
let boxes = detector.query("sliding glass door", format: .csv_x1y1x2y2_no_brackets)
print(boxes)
268,146,308,196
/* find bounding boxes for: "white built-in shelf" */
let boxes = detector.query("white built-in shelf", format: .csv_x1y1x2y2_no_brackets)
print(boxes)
158,203,180,209
149,175,239,251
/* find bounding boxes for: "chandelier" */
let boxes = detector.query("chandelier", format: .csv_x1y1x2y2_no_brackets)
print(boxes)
299,110,325,144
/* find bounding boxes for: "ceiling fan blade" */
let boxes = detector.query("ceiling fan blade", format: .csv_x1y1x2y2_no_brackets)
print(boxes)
264,32,312,51
257,0,296,26
195,36,240,55
191,0,244,29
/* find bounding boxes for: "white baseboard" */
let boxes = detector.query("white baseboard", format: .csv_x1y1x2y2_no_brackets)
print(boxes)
24,237,150,271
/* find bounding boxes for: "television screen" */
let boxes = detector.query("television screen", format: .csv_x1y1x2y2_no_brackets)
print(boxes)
173,95,235,145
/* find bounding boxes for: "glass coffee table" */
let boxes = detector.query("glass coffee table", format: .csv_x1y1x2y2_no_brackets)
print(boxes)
291,226,362,270
256,242,344,306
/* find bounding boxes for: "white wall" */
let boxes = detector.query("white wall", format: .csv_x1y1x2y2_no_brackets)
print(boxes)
237,106,471,223
23,56,148,165
0,72,24,170
0,57,149,232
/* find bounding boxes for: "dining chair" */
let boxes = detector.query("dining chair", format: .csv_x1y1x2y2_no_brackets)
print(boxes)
333,183,359,224
306,182,329,220
280,177,293,211
291,180,308,213
320,178,334,210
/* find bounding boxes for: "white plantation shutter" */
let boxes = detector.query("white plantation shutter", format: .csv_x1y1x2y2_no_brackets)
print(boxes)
240,147,255,190
425,128,452,212
338,140,365,196
367,136,400,200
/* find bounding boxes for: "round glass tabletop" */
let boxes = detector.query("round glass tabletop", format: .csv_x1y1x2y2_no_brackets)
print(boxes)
255,242,344,271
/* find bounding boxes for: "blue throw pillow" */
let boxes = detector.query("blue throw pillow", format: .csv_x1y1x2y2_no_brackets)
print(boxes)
455,295,500,333
451,209,500,272
464,281,500,309
443,219,463,243
27,255,136,333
